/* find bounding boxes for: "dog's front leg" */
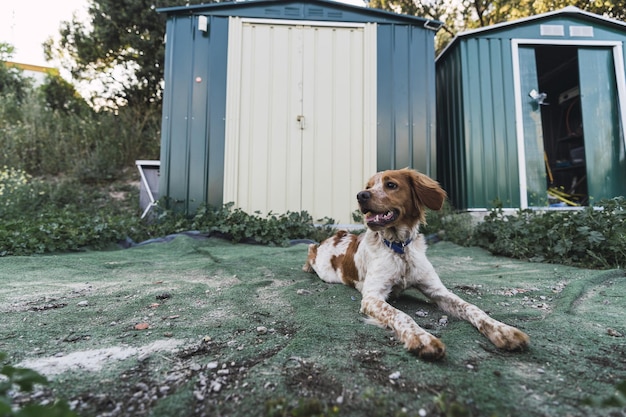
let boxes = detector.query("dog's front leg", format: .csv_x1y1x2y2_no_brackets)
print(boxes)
360,294,446,360
415,268,530,351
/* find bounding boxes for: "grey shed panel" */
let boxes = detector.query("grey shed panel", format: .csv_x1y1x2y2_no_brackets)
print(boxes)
437,37,519,209
159,15,229,214
377,24,437,174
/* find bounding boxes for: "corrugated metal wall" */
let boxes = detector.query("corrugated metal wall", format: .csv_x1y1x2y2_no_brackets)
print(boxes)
222,20,377,224
437,38,520,209
159,15,229,214
377,24,437,176
436,46,466,209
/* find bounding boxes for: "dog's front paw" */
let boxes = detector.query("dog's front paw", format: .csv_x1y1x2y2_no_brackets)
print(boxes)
485,323,530,351
405,333,446,361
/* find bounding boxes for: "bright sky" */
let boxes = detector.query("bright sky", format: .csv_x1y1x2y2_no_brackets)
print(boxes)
0,0,365,72
0,0,89,67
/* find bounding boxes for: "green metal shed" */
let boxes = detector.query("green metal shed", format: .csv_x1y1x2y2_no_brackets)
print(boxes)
436,7,626,210
157,0,442,224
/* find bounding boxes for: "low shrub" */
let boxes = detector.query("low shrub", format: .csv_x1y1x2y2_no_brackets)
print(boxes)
472,198,626,269
3,161,625,270
0,167,337,256
140,202,337,247
422,201,475,246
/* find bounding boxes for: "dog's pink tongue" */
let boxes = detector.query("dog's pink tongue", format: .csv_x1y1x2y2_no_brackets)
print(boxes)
366,213,380,223
366,212,392,223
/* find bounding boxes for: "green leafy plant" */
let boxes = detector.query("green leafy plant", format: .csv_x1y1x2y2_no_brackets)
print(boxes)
472,198,626,269
432,392,472,417
0,352,77,417
0,169,139,256
421,201,475,246
146,202,337,247
0,169,338,256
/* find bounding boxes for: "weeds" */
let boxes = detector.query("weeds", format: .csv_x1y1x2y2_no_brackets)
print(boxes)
472,198,626,269
0,352,77,417
141,202,337,247
2,160,626,270
0,166,337,256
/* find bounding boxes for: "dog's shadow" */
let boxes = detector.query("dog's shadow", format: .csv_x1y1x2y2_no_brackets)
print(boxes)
383,291,448,329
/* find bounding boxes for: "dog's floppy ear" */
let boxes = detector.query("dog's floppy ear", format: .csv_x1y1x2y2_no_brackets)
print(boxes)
405,168,447,211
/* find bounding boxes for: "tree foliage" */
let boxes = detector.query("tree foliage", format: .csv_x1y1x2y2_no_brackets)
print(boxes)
40,74,92,115
44,0,213,108
0,43,32,105
44,0,626,106
369,0,626,53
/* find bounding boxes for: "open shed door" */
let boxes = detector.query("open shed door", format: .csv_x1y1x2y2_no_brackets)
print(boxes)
224,19,377,224
578,47,626,202
516,41,626,208
517,45,548,207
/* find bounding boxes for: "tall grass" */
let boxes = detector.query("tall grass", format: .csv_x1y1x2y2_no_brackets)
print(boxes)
0,91,161,181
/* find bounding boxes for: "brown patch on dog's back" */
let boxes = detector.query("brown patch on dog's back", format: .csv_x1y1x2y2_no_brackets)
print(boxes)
333,230,348,246
337,234,361,287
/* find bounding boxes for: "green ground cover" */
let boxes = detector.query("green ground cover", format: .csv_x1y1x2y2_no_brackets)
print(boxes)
0,237,624,417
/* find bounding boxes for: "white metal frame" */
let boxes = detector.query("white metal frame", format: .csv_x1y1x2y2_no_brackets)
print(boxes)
511,39,626,208
135,160,161,219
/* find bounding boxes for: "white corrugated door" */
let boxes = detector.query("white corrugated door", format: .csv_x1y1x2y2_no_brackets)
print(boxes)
300,24,376,224
224,18,376,224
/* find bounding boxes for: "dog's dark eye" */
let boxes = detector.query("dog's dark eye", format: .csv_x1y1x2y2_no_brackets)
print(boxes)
386,182,398,189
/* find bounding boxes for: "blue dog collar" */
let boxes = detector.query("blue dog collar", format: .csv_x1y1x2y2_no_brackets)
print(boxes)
383,238,412,255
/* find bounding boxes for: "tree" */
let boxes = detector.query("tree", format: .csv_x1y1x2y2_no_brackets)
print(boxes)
369,0,626,53
0,43,32,105
40,74,92,115
44,0,215,109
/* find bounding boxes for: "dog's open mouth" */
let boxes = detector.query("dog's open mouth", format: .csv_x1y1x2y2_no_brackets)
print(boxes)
364,210,397,227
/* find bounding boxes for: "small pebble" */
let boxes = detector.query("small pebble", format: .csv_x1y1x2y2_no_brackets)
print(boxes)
77,300,89,307
256,326,268,335
389,371,401,380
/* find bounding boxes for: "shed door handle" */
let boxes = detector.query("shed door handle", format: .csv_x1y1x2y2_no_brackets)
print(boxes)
296,115,305,130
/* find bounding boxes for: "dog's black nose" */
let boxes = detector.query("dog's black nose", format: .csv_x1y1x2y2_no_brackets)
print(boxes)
357,191,371,203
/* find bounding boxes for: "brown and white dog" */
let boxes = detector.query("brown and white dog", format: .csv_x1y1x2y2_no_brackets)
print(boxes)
303,168,529,360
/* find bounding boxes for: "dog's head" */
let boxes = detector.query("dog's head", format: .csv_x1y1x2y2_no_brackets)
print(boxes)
357,168,446,231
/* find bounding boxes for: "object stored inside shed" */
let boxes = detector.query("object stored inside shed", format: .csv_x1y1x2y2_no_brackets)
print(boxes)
535,45,588,206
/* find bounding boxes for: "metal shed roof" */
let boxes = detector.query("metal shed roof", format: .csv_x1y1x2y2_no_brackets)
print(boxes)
158,0,442,28
437,6,626,60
